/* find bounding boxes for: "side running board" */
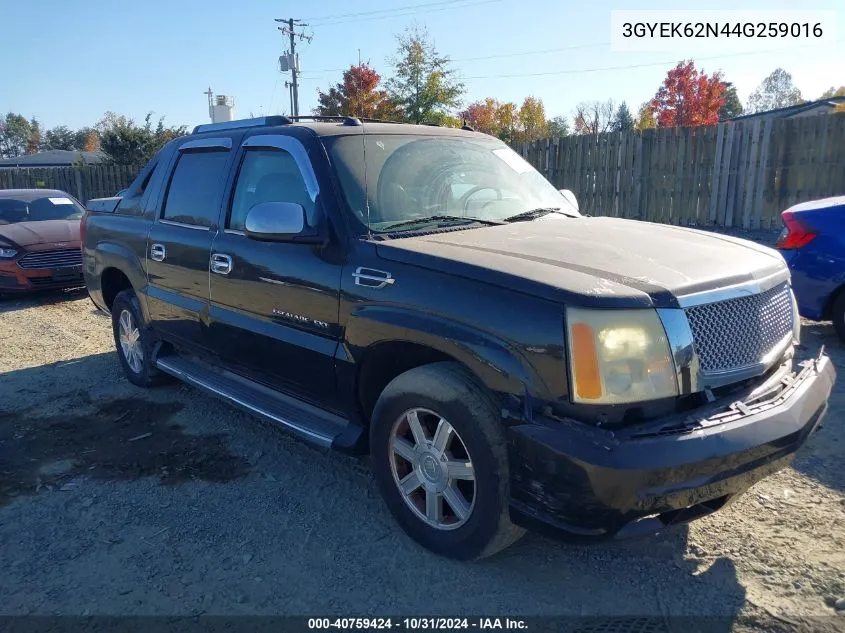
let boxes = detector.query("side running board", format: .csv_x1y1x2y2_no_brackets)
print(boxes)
155,355,361,451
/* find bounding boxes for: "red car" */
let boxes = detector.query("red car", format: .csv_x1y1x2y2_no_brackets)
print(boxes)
0,189,85,295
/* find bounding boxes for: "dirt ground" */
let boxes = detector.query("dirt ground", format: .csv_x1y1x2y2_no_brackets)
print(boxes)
0,286,843,632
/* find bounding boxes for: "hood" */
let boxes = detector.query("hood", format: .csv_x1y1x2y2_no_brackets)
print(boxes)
0,219,81,248
375,215,788,308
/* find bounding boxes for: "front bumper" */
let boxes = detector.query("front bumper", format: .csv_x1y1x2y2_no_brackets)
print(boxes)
507,353,836,540
0,259,84,293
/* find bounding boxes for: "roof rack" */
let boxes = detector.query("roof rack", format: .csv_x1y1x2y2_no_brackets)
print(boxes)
191,114,408,135
283,116,405,125
192,115,292,134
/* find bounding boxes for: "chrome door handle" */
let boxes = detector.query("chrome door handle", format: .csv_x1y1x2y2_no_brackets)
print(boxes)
210,253,233,275
150,243,166,262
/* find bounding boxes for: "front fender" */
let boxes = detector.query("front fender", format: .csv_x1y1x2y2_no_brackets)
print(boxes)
343,305,550,399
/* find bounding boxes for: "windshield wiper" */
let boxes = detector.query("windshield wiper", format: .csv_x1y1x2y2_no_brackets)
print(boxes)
381,215,504,231
503,207,561,223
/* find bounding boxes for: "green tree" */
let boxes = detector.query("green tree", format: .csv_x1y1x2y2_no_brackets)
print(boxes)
612,102,634,132
25,118,42,154
546,116,569,138
719,82,744,120
0,113,34,158
387,25,464,124
98,112,186,165
746,68,803,114
43,126,78,151
820,86,845,99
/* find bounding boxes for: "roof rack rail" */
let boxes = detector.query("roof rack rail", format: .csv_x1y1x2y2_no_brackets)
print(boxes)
283,115,405,125
191,115,292,135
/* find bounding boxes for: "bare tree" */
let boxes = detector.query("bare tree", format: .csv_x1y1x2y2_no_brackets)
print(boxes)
572,99,616,135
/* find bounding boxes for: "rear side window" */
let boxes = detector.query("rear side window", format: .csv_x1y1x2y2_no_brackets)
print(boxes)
162,151,230,227
229,149,315,231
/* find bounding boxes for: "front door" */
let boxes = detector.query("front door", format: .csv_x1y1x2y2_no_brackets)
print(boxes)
145,137,234,353
207,134,343,407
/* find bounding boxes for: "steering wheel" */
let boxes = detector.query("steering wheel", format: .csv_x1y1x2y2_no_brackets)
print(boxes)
459,185,502,211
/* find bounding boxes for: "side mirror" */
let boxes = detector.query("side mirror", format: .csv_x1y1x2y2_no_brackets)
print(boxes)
559,189,579,213
244,201,316,243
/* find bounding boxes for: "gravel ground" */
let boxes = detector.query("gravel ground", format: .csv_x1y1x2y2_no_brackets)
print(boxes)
0,286,843,632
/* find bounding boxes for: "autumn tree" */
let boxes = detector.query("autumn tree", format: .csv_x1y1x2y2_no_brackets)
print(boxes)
546,116,569,138
634,102,656,131
315,63,399,120
719,82,743,121
517,96,548,142
573,100,615,135
75,127,100,152
496,101,518,144
746,68,803,114
387,25,464,124
612,102,634,132
650,61,724,127
460,98,502,136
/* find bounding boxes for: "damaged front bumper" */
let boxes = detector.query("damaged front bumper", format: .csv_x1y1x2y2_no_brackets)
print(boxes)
507,351,836,540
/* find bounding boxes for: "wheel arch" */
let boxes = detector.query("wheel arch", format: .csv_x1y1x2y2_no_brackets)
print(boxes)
89,241,147,314
821,282,845,321
346,307,543,426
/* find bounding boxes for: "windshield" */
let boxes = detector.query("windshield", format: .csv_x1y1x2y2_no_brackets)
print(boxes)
326,134,578,233
0,195,84,225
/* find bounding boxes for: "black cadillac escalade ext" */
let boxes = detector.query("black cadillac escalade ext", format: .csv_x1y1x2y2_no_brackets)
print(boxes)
82,116,835,560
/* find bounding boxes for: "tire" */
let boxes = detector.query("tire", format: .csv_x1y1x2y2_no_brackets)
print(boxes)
111,289,170,388
370,362,524,560
832,291,845,342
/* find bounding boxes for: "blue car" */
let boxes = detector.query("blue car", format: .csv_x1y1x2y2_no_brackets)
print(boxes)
778,195,845,339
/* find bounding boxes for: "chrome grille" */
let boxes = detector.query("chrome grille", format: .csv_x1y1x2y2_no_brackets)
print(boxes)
685,282,793,374
18,249,82,269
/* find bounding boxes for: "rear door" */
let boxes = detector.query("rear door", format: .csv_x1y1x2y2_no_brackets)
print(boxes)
145,136,236,353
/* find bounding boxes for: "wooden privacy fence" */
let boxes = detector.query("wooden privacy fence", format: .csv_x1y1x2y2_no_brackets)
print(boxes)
0,164,140,204
516,113,845,229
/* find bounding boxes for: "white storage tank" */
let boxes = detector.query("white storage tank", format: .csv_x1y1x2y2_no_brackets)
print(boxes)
212,95,235,123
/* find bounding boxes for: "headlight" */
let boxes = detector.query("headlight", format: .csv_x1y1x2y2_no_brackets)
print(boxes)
566,308,678,404
0,247,17,258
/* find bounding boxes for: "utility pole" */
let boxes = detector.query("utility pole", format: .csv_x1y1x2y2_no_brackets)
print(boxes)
275,18,312,117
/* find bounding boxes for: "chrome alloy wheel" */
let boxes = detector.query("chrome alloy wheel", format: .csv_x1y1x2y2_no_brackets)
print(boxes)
118,309,143,374
389,408,476,530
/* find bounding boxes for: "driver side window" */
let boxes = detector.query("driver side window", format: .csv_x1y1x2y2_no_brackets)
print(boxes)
229,148,315,231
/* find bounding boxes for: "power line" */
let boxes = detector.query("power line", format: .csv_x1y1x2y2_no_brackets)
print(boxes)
303,0,494,23
299,42,612,76
457,43,832,80
308,0,500,27
459,42,609,62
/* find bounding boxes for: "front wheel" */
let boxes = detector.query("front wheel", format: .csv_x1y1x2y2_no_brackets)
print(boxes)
111,289,170,388
370,362,524,560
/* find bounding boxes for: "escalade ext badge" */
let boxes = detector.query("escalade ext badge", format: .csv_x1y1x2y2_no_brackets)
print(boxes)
353,266,395,289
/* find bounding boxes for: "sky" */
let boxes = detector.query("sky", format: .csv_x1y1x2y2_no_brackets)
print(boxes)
1,0,843,131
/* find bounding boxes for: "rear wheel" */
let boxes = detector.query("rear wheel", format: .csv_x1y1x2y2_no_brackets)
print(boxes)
111,289,170,388
831,292,845,342
370,362,524,560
